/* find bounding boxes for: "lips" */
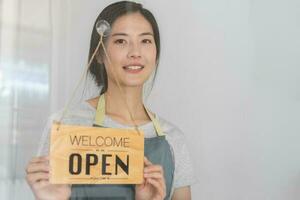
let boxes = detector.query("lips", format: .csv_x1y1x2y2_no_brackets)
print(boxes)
122,64,144,73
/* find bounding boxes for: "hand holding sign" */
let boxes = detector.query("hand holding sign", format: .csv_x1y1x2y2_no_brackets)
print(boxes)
135,157,166,200
25,156,71,200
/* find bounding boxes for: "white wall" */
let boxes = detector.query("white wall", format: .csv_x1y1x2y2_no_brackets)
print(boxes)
49,0,300,199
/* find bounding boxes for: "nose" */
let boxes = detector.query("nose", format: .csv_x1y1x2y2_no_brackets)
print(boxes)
127,42,141,59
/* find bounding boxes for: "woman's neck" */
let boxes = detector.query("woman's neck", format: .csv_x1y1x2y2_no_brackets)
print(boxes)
106,86,146,120
87,83,151,126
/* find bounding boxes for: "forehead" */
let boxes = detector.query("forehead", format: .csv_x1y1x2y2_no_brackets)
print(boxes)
111,12,153,34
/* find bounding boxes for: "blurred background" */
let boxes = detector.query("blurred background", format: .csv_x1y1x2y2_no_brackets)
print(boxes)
0,0,299,199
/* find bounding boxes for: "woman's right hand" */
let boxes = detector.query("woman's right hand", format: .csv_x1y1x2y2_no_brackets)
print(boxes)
25,156,71,200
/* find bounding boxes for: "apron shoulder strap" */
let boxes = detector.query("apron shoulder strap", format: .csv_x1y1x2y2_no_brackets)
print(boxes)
144,107,165,136
94,94,105,126
94,93,165,136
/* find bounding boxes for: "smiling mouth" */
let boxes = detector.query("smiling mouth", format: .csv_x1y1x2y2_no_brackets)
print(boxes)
122,65,145,73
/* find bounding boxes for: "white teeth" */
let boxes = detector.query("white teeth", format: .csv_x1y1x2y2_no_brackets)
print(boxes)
124,66,143,70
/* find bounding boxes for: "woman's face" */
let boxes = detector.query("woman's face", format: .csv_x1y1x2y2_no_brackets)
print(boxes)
102,12,157,88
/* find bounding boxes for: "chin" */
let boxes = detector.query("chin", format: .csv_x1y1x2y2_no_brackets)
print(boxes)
121,78,147,88
122,81,145,88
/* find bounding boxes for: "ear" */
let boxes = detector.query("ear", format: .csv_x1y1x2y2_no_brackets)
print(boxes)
95,51,103,64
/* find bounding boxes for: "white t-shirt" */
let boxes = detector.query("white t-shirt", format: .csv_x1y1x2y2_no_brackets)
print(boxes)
38,101,197,193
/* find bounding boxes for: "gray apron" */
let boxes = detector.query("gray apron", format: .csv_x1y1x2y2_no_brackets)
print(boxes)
70,94,174,199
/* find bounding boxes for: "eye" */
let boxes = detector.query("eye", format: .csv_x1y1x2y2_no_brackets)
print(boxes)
114,39,127,45
142,39,153,44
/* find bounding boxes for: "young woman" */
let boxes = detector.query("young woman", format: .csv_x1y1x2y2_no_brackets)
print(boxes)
26,1,195,199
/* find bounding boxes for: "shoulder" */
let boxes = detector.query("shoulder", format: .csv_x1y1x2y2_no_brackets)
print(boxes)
156,115,188,153
49,101,95,125
36,101,95,156
157,116,186,140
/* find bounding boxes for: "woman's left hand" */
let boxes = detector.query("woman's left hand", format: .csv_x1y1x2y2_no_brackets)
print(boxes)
135,157,166,200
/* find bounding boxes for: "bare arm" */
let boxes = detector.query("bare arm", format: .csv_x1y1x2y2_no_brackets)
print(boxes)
171,186,191,200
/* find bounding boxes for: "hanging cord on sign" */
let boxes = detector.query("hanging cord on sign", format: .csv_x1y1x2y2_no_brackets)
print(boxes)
56,20,141,135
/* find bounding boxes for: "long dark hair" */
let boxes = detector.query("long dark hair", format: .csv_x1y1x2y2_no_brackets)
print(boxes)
88,1,161,94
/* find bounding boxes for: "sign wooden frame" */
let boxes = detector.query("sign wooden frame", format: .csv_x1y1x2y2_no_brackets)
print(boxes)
49,123,144,184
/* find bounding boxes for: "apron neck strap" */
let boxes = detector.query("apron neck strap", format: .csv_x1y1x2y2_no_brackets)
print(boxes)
94,94,106,127
94,93,165,136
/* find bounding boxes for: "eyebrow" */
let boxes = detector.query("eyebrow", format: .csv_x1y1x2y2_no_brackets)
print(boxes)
111,32,154,37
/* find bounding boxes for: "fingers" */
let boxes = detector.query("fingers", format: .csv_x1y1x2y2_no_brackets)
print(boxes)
26,156,49,172
144,172,163,179
26,172,49,185
34,180,50,189
144,165,164,174
25,156,50,186
145,171,166,191
26,162,49,174
144,157,152,166
146,178,166,199
30,156,49,163
143,157,164,178
143,157,166,199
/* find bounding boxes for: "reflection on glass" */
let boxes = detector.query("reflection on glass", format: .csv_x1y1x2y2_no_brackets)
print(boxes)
0,0,51,199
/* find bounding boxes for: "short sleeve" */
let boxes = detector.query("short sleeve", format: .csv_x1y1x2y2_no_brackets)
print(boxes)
35,104,95,156
171,132,197,188
36,112,62,156
36,116,52,156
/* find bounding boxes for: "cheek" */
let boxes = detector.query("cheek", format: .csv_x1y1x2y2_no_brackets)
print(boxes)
105,40,124,60
150,51,157,68
106,47,125,64
144,47,157,63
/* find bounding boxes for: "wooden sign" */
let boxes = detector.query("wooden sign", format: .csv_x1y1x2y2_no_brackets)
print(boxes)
49,123,144,184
